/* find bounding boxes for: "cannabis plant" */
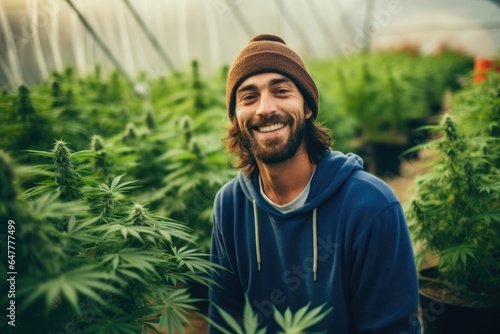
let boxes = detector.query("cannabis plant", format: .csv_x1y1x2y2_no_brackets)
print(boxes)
211,296,333,334
0,141,219,334
406,72,500,303
140,114,236,251
308,50,471,145
120,62,237,252
0,151,18,220
0,84,52,161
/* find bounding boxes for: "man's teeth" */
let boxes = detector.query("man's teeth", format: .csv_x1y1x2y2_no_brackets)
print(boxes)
258,123,285,133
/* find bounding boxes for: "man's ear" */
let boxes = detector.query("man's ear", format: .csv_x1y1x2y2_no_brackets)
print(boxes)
305,107,313,120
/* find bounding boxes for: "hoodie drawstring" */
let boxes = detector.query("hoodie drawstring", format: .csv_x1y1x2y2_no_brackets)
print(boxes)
253,200,318,281
312,208,317,281
253,200,261,270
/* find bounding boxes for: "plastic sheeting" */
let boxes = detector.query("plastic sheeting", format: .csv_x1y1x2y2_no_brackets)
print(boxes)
0,0,499,88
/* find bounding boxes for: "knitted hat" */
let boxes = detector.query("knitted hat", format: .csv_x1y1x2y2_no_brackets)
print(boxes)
226,34,319,120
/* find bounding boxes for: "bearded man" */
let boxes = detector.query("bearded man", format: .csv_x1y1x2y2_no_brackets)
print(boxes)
209,34,421,334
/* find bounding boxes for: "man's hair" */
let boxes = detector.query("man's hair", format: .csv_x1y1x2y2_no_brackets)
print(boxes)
223,105,332,177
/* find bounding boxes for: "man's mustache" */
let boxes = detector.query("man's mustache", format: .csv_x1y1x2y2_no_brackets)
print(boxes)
247,114,290,128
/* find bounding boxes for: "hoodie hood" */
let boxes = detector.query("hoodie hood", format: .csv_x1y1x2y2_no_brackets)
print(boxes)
210,149,420,332
238,151,364,217
237,150,364,280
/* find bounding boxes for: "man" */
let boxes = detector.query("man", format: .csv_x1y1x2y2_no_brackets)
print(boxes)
209,34,421,333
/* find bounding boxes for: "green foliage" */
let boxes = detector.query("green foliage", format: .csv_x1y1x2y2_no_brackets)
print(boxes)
273,303,333,334
0,52,478,330
0,151,18,219
0,63,237,252
406,72,500,297
0,146,220,333
308,50,472,146
210,296,332,334
0,52,471,247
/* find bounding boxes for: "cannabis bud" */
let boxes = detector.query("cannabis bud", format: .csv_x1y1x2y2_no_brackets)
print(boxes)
192,60,202,90
443,116,458,142
131,203,147,226
18,84,35,117
146,110,155,130
0,151,17,203
52,140,83,201
51,80,61,98
91,135,105,152
123,122,138,143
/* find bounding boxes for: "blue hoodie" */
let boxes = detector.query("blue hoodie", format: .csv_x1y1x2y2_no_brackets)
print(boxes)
209,151,421,333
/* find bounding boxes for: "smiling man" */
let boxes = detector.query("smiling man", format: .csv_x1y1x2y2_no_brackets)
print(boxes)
209,34,421,333
236,74,308,165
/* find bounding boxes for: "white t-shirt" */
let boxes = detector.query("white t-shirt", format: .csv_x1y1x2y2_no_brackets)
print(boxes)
259,168,316,214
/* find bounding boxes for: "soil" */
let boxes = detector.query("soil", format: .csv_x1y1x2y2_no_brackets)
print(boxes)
145,315,208,334
419,277,500,308
420,284,500,308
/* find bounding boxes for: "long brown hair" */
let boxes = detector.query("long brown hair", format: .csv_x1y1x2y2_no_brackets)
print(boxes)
223,107,333,177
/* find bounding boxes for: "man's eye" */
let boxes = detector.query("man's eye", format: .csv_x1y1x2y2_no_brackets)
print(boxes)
242,94,256,100
275,89,289,94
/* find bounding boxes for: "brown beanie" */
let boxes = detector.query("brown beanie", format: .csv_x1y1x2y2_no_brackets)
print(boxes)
226,34,319,120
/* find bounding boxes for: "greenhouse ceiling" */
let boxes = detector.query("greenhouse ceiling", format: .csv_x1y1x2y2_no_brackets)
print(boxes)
1,0,499,89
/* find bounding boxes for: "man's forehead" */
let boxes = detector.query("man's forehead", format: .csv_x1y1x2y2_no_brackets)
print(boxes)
237,73,294,92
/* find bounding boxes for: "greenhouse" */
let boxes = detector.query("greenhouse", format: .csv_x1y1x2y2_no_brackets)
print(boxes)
1,0,500,333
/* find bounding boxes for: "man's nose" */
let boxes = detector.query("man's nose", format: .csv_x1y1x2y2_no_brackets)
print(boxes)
256,92,277,117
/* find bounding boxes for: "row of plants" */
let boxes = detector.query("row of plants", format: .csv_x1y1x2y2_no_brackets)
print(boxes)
0,144,220,333
0,143,331,334
405,71,500,333
0,49,476,332
309,48,473,175
0,62,236,332
0,59,337,332
0,61,237,252
3,48,473,254
0,147,333,333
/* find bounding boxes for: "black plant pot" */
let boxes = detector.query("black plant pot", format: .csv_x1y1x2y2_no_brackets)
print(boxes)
188,279,210,315
406,118,430,160
419,268,500,334
367,141,408,177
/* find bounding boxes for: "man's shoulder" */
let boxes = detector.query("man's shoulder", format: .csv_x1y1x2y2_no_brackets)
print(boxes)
212,174,250,226
337,170,405,234
345,169,399,204
214,173,245,206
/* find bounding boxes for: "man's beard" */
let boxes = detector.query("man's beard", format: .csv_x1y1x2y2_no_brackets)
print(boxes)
242,114,306,165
